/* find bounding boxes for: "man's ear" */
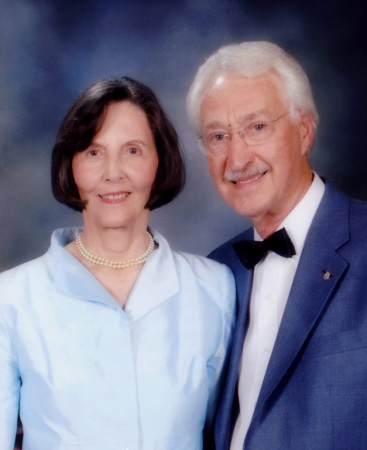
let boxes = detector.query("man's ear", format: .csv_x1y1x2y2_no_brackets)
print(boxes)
299,113,315,155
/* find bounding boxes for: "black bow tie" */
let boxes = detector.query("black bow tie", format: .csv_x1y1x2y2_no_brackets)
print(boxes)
233,228,296,269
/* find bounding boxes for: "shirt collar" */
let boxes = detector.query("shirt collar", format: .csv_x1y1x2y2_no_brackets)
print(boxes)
254,172,325,258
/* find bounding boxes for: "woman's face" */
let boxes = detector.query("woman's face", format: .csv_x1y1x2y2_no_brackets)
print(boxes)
72,101,159,234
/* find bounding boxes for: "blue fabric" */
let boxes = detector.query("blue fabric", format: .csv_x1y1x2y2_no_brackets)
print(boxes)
209,180,367,449
0,228,236,450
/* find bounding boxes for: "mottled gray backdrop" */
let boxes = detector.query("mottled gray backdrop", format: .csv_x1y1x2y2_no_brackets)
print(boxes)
1,0,367,271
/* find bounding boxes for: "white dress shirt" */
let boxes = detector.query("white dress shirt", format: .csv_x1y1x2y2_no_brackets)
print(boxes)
0,227,236,450
230,173,325,450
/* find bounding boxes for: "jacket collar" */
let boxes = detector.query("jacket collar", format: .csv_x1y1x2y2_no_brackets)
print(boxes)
50,227,180,318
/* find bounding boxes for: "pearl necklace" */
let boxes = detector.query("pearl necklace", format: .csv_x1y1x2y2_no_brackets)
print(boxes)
76,231,155,269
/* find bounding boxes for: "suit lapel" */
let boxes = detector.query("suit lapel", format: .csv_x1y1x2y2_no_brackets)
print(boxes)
213,229,254,448
252,181,350,425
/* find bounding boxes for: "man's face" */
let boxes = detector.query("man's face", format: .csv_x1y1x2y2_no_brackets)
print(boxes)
200,73,314,235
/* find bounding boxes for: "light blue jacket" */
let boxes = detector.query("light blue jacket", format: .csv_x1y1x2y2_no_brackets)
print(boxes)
0,227,235,450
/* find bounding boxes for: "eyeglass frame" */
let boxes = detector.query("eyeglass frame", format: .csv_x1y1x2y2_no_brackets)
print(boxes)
197,111,290,156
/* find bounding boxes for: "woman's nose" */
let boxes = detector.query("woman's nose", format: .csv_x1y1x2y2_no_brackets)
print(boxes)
104,155,125,182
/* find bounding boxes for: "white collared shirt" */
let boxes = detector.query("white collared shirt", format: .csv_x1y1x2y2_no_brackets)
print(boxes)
230,173,325,450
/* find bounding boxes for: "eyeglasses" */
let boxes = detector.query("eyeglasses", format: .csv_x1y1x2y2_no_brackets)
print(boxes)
198,112,289,156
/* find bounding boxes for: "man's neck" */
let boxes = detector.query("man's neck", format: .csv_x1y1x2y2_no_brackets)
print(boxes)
253,172,314,239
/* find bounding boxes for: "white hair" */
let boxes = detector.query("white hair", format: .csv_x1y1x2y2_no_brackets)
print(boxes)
186,41,319,136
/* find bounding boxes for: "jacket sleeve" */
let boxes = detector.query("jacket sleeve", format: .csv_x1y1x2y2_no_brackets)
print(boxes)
204,265,236,448
0,309,21,449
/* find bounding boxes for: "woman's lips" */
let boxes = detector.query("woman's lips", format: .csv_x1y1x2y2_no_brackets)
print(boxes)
98,192,130,202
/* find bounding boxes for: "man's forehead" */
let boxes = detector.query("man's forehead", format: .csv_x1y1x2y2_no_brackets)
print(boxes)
207,70,279,90
200,73,285,121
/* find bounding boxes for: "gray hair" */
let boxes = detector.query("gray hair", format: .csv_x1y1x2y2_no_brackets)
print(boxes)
186,41,319,136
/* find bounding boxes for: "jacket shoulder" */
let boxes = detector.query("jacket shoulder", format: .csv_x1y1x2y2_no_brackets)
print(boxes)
208,228,253,266
172,249,234,285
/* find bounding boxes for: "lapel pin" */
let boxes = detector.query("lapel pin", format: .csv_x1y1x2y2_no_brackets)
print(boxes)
322,270,332,280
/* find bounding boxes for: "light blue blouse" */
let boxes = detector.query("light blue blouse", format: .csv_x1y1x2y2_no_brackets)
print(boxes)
0,227,235,450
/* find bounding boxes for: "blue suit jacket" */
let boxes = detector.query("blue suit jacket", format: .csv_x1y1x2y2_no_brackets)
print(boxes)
208,180,367,449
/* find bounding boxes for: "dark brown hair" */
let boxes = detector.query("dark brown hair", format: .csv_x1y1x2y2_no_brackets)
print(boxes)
52,77,185,211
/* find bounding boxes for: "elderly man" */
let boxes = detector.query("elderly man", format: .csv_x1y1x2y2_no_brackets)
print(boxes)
187,41,367,449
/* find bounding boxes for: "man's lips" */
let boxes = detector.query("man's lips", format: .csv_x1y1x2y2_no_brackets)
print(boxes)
224,162,271,185
231,170,268,184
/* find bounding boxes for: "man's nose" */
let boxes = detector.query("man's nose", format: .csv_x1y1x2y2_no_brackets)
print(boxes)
226,133,253,169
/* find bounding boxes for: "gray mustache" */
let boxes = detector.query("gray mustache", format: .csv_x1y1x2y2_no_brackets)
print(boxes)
224,163,270,182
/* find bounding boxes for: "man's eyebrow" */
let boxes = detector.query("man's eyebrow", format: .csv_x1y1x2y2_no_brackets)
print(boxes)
202,121,228,131
237,111,268,122
203,111,268,130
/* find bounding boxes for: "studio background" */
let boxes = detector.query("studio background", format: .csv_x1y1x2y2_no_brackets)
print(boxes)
1,0,367,271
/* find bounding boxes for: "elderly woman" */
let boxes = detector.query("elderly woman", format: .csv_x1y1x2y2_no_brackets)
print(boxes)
0,77,235,449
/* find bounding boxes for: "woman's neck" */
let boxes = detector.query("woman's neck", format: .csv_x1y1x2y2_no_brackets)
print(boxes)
81,222,150,262
67,223,153,308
